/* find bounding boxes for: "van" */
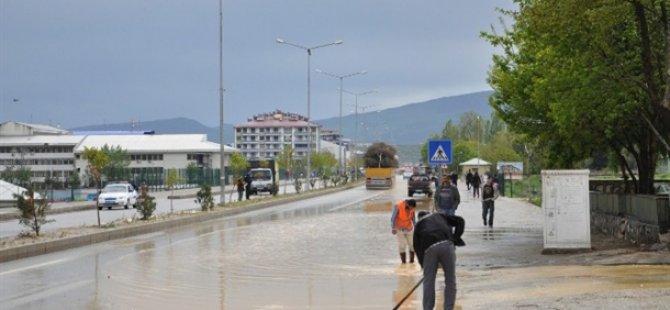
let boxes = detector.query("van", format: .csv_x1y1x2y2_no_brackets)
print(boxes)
249,168,274,194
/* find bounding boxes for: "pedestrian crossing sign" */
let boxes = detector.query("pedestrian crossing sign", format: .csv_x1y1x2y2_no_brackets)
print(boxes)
428,140,452,164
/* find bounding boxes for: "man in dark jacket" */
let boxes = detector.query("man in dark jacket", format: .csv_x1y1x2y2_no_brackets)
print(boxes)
244,172,253,200
434,175,460,215
413,211,465,310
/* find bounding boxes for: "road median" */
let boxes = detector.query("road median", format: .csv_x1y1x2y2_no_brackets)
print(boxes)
0,182,362,263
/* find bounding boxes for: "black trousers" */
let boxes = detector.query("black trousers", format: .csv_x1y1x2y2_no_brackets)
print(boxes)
482,200,494,226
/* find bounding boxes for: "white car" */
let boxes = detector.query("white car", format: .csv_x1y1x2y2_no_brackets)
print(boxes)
97,183,138,210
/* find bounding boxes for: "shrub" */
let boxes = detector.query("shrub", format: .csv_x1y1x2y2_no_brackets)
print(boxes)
14,187,53,236
196,183,214,211
294,178,302,194
137,185,157,220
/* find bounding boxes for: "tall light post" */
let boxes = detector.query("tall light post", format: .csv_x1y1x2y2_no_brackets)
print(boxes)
218,0,225,206
343,89,376,180
276,38,343,188
315,69,367,174
477,115,481,172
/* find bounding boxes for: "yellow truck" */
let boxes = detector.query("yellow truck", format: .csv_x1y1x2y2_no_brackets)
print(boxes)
365,167,395,189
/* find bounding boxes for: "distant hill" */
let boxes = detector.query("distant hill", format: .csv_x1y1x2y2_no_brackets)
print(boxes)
317,90,493,145
69,91,494,146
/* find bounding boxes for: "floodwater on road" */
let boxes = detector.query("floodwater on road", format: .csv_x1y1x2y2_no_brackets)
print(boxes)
1,179,669,309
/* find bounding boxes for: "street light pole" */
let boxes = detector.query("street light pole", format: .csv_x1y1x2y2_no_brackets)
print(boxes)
219,0,226,206
315,69,367,174
276,38,343,190
477,115,481,172
342,89,376,180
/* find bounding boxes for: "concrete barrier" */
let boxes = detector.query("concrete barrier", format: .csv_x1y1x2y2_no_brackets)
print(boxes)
590,192,669,245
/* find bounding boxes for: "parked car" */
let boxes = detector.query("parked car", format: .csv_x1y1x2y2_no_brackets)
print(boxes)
97,183,138,210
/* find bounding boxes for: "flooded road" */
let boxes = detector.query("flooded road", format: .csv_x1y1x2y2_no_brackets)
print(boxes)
1,178,669,309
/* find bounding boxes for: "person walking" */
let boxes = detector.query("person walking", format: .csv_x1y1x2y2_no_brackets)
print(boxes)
465,170,473,191
413,211,466,310
434,175,460,215
236,177,245,201
482,176,500,227
471,172,482,199
391,199,417,264
449,172,458,187
244,172,253,200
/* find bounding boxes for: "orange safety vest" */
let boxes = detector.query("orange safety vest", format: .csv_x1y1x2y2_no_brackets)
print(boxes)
394,200,415,230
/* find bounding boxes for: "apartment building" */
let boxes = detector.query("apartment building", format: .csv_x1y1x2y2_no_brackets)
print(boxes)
234,110,321,160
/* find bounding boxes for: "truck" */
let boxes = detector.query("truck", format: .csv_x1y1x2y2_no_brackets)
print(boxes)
248,168,274,195
407,165,434,197
246,159,278,195
365,167,395,189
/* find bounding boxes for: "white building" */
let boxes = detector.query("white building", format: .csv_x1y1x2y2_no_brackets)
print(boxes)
0,121,237,186
234,110,321,160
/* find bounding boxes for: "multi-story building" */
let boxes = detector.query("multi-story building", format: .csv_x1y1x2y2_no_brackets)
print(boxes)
0,121,237,187
234,110,321,160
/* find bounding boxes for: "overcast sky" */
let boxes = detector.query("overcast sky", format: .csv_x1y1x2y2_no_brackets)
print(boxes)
0,0,515,129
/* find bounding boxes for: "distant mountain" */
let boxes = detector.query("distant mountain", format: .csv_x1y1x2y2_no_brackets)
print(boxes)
69,91,494,146
317,90,493,145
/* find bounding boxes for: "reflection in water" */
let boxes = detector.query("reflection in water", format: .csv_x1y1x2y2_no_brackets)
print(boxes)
392,265,420,309
483,229,495,241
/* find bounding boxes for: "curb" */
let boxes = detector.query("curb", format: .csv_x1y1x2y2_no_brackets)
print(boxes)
0,182,362,263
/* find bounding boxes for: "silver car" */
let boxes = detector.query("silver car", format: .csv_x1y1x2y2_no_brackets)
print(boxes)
97,183,138,210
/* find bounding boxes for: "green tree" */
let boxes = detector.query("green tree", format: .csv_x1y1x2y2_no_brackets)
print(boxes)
186,162,199,185
458,112,484,141
364,142,399,168
14,187,53,236
100,144,130,181
82,147,109,227
276,145,295,193
229,152,249,177
228,152,249,199
0,166,32,187
196,183,214,211
311,151,337,187
440,120,460,141
68,173,81,201
166,168,183,213
483,0,670,193
137,185,156,220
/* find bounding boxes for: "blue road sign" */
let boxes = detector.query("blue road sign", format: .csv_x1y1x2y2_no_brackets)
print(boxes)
428,140,452,165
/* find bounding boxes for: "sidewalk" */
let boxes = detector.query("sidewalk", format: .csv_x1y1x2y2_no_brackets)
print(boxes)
453,181,670,266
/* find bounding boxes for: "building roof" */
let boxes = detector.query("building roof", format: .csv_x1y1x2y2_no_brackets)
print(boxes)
0,180,41,200
235,119,319,128
0,121,69,136
0,135,84,146
459,157,491,166
73,134,235,153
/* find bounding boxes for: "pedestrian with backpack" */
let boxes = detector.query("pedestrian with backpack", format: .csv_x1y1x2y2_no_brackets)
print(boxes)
482,176,500,227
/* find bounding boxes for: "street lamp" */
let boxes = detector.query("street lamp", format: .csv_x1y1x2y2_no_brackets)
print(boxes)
315,69,367,175
342,89,376,180
477,115,481,172
218,0,225,206
276,38,343,188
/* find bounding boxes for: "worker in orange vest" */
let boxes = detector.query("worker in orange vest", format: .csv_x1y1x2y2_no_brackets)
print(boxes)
391,199,417,263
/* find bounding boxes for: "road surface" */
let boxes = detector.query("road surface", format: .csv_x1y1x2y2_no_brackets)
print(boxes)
1,177,668,309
